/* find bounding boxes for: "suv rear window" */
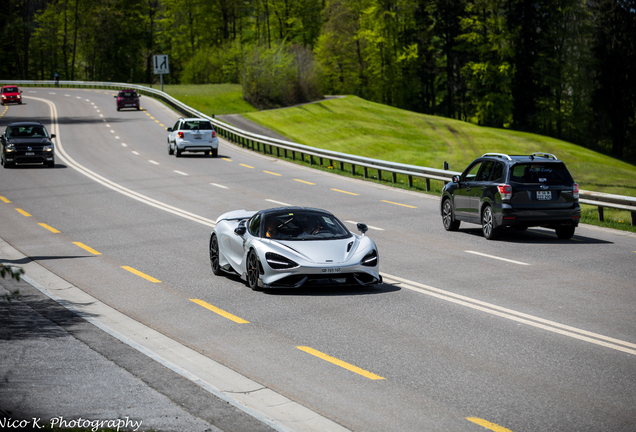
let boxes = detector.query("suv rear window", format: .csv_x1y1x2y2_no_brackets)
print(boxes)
510,163,573,185
182,121,213,130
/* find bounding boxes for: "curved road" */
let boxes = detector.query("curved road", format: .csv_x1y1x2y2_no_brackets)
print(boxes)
1,89,635,432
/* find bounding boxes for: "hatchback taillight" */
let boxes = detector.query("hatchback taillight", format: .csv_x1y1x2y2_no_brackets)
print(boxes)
573,183,579,199
497,184,513,200
178,131,184,139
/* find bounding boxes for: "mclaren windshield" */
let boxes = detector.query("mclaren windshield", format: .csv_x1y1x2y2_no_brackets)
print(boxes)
262,210,352,241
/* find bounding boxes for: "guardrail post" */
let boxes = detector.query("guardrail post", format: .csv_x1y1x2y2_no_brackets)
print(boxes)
392,172,397,183
408,175,413,188
632,211,635,226
340,161,344,171
276,146,280,157
292,151,296,161
426,178,430,192
378,169,382,181
351,164,356,175
309,155,314,165
598,206,604,222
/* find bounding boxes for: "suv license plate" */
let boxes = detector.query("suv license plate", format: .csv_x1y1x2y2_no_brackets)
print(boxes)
537,191,552,200
25,152,35,156
193,134,202,140
321,268,341,273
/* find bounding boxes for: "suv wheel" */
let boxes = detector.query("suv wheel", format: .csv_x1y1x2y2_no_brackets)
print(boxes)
555,226,575,239
481,206,500,240
175,146,182,157
442,199,460,231
168,141,174,155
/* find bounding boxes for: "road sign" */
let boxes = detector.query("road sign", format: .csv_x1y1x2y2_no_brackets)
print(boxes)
153,55,169,74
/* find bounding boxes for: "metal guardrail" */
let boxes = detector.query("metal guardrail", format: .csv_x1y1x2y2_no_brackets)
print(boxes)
3,79,635,226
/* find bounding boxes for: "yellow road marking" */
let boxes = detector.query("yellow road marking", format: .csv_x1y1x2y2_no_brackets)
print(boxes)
331,189,359,196
0,196,10,203
39,223,60,233
16,208,31,217
263,170,281,176
294,179,315,185
381,200,417,209
297,346,385,380
73,242,101,255
466,418,513,432
240,163,254,169
190,299,250,324
222,158,232,162
121,266,161,283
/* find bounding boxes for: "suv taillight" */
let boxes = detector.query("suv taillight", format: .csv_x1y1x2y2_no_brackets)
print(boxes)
573,183,579,199
178,131,184,139
497,184,512,200
212,130,216,138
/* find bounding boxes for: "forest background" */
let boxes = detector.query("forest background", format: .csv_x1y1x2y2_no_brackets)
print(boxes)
1,0,635,162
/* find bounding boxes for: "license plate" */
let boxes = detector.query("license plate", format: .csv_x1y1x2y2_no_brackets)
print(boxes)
25,152,35,156
125,104,133,106
321,268,341,274
537,191,552,200
193,134,202,140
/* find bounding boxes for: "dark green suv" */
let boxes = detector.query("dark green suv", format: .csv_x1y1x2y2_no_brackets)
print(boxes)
440,153,580,239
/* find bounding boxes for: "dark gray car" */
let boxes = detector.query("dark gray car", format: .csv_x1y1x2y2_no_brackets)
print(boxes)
440,152,581,239
1,122,56,168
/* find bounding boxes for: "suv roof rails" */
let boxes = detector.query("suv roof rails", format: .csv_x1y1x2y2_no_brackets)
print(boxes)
482,153,512,160
531,152,558,160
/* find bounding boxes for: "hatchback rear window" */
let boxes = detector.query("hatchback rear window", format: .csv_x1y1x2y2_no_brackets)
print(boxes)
510,163,573,184
120,92,137,97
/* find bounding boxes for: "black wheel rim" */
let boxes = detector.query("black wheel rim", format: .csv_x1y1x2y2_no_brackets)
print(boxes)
247,252,259,288
210,236,219,272
443,200,452,228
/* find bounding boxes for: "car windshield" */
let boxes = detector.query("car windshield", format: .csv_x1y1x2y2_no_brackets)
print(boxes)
7,125,47,138
510,163,574,185
3,87,18,93
183,121,213,130
262,211,351,241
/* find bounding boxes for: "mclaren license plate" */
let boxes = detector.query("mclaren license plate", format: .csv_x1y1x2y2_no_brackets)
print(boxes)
537,191,552,200
321,268,341,274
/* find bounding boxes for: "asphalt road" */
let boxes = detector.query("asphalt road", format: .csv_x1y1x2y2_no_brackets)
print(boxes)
0,88,635,432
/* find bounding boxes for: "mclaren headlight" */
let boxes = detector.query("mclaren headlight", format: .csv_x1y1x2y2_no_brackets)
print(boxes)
361,249,378,267
266,252,299,270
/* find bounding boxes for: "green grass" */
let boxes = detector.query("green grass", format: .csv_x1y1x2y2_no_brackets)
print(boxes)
155,83,257,116
241,95,636,198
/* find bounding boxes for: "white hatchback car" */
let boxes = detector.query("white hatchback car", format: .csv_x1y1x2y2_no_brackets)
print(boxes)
167,118,219,157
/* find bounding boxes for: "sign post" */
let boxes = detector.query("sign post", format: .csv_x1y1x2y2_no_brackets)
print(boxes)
153,55,170,92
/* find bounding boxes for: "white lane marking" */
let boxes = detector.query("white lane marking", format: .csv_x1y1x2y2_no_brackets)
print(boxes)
29,91,37,93
266,199,292,206
174,170,188,176
49,92,56,94
65,94,70,97
465,251,530,266
121,143,127,147
76,96,81,99
28,95,216,228
106,124,111,127
149,160,159,165
99,114,104,118
345,220,384,231
211,183,228,189
132,151,140,155
382,273,636,356
115,136,120,139
110,130,115,133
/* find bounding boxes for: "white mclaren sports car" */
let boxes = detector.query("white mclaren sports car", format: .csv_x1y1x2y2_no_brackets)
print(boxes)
209,207,382,290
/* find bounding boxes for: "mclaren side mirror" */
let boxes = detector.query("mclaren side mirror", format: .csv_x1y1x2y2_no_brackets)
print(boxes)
357,223,368,235
234,220,247,236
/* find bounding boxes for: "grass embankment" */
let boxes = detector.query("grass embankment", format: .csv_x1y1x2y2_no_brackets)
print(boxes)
161,87,636,232
159,83,257,116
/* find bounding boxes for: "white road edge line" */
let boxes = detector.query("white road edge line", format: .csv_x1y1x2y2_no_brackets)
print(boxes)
382,272,636,355
465,250,530,266
211,183,228,189
266,199,292,206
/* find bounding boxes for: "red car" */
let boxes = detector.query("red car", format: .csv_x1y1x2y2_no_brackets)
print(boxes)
114,89,141,111
1,86,22,105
